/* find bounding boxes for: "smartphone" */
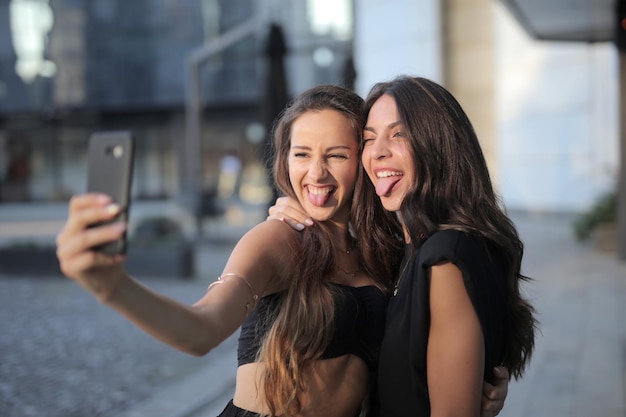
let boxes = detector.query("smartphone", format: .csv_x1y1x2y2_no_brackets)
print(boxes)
86,131,135,255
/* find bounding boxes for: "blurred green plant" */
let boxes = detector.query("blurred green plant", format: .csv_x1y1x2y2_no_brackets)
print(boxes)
573,191,616,241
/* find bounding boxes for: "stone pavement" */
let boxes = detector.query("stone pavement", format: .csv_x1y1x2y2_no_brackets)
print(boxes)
1,202,624,417
498,213,626,417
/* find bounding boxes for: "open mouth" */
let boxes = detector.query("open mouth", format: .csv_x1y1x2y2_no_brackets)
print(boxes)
374,170,403,197
307,185,335,207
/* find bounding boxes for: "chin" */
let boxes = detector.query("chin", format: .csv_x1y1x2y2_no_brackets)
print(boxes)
305,207,335,222
380,199,402,213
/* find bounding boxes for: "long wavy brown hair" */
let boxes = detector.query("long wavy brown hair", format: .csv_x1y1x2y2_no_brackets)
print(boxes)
363,76,536,379
258,85,402,415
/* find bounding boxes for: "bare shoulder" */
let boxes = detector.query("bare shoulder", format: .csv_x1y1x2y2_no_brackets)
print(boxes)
225,219,299,289
239,219,297,251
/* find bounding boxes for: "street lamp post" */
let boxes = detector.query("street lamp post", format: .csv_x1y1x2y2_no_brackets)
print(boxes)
182,17,262,238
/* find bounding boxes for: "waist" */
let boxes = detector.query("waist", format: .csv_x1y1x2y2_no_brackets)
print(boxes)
234,355,369,417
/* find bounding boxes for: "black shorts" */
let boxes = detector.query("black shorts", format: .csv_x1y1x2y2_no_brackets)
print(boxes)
217,399,263,417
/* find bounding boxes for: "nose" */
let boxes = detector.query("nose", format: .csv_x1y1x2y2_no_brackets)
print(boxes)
366,137,391,160
308,156,328,180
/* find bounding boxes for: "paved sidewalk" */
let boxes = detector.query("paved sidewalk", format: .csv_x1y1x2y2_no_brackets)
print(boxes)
499,213,626,417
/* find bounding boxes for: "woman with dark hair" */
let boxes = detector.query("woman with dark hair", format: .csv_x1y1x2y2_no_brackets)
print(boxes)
271,76,536,417
362,76,536,417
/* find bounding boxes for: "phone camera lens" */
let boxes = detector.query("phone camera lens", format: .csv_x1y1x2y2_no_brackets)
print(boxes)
107,145,124,158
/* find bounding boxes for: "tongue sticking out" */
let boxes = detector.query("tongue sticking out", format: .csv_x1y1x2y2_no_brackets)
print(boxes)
375,175,402,197
307,187,332,207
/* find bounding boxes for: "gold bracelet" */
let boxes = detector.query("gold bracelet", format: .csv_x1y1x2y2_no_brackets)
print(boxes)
207,273,259,313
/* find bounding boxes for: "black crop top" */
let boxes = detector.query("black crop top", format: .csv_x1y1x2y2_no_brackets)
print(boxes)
237,282,387,370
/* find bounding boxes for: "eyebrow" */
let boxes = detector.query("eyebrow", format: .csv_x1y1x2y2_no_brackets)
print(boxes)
290,145,353,151
364,120,403,133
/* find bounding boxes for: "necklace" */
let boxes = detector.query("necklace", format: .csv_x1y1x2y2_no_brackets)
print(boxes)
336,245,360,277
335,264,361,277
393,258,411,296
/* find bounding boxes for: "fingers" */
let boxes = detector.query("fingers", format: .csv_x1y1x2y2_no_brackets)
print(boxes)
57,222,127,280
60,250,126,278
277,216,306,231
57,222,126,260
62,194,120,236
267,197,313,231
480,366,509,417
56,193,127,279
266,214,314,231
479,409,500,417
69,192,113,212
269,197,310,222
482,381,495,398
480,386,503,417
58,194,121,243
492,365,510,382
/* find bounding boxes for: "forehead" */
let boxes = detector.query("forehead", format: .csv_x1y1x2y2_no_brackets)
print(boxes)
291,109,357,146
366,94,399,125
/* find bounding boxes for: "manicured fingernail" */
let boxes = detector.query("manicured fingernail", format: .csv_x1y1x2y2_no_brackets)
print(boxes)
304,219,314,226
106,204,120,214
295,223,305,231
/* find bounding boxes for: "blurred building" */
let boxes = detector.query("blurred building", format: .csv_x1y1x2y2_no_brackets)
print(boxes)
0,0,354,204
1,0,622,251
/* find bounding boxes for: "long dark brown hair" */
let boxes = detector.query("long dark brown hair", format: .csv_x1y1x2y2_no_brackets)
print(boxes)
363,76,536,379
259,85,401,415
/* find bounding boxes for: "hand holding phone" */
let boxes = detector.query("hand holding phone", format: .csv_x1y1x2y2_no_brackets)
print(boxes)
86,131,135,255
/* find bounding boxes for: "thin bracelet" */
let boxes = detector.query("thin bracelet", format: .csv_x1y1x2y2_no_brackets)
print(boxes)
207,273,259,313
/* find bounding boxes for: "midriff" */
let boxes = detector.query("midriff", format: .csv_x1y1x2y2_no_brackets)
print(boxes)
233,354,369,417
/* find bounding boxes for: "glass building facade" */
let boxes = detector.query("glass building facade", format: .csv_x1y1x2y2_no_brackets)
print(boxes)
0,0,354,203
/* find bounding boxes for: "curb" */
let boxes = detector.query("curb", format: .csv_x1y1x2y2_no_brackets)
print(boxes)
118,334,238,417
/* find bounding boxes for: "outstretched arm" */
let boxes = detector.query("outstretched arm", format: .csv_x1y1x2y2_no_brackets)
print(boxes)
57,193,288,356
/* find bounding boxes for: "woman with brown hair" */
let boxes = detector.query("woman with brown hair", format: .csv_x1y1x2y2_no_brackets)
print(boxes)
57,85,393,417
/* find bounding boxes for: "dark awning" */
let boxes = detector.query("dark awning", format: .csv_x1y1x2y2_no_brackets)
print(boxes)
499,0,615,43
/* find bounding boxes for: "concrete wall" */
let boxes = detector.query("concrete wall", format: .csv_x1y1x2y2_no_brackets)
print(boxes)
495,2,619,212
353,0,443,97
353,0,619,213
